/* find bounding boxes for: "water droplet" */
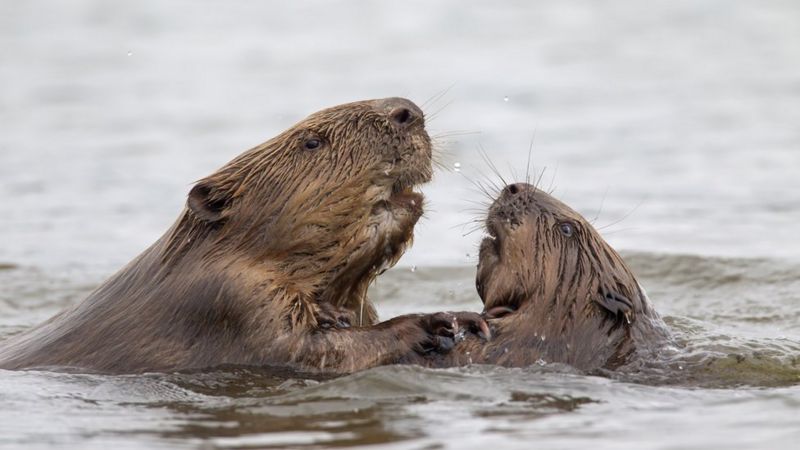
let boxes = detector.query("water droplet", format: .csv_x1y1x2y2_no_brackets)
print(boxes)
540,335,546,341
535,358,546,366
503,96,509,102
384,169,390,175
127,51,133,56
678,365,684,370
410,265,417,273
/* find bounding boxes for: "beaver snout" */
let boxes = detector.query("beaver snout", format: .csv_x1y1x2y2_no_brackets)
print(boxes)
487,182,538,230
373,97,425,130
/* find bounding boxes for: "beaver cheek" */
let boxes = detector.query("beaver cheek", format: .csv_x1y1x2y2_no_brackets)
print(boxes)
409,135,433,173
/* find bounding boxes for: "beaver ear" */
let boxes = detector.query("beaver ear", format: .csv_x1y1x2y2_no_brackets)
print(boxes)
187,181,230,223
595,291,634,324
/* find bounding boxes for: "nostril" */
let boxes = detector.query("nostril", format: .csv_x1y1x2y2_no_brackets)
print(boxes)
375,98,425,128
390,107,413,126
506,184,519,195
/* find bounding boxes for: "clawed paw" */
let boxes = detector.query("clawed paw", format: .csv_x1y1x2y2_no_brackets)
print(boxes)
316,303,354,330
452,311,492,341
415,311,490,355
416,312,457,354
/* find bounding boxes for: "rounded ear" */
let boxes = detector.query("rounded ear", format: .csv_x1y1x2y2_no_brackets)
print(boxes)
187,181,229,223
595,290,635,324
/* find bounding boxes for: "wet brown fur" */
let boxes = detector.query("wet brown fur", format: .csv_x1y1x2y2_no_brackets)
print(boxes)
0,98,450,374
435,183,669,371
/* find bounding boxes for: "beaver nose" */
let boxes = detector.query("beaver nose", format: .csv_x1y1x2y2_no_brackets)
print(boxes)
504,183,522,196
503,183,534,197
375,97,424,129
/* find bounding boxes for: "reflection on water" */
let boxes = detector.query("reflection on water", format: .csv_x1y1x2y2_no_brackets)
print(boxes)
1,0,800,448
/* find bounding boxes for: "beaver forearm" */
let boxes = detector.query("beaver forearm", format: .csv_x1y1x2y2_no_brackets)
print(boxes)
269,314,459,373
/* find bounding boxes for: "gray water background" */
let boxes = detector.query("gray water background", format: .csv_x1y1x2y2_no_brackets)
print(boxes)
1,0,799,448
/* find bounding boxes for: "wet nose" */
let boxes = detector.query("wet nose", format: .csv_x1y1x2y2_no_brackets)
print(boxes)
503,183,534,197
374,97,425,129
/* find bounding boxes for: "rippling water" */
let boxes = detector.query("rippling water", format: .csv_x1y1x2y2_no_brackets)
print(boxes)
1,0,799,448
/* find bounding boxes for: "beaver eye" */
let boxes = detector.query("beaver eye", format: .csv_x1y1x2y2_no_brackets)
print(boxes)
304,138,322,150
559,222,575,237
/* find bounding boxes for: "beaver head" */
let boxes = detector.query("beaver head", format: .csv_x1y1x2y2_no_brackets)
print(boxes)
164,98,432,324
477,182,647,328
422,182,668,371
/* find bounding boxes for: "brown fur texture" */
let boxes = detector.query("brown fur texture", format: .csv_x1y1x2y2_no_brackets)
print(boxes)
428,183,670,371
0,97,466,374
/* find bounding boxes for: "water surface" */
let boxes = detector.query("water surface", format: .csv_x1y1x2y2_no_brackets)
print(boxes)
1,0,799,448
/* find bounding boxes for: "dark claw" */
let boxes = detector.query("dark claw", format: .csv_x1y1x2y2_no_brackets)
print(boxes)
316,303,356,331
477,323,492,341
453,312,492,341
414,312,459,355
426,313,458,338
436,325,455,338
483,306,515,319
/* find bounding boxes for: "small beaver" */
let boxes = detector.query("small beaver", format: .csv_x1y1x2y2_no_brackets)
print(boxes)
432,182,670,371
0,98,482,374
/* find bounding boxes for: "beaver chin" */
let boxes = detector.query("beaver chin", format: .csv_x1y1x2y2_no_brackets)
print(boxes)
366,177,426,276
476,216,527,320
381,130,431,223
477,265,526,321
319,171,427,313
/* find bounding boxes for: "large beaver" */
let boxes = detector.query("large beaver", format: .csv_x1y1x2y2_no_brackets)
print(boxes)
430,182,670,371
0,98,481,374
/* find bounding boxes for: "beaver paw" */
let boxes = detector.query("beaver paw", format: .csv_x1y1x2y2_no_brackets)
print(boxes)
413,312,457,354
451,311,492,342
413,312,490,355
316,303,355,330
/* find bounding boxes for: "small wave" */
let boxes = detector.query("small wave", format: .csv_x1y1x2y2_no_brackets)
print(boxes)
623,251,800,334
260,364,588,405
622,250,800,288
608,321,800,388
610,251,800,388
